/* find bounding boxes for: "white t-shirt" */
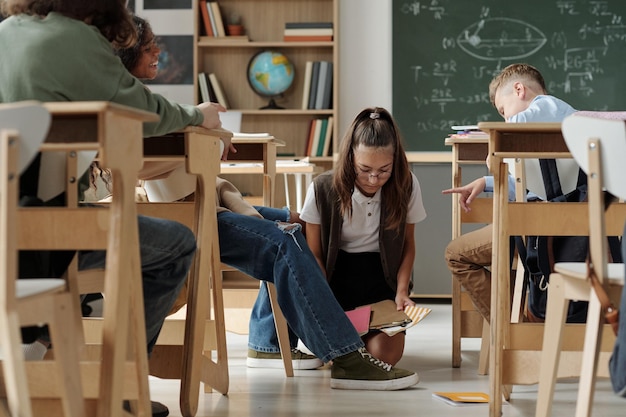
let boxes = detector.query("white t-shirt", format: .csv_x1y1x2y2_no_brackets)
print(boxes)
300,172,426,253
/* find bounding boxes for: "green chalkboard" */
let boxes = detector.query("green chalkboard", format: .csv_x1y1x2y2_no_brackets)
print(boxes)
392,0,626,151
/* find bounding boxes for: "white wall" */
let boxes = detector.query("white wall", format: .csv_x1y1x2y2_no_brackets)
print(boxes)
338,0,392,137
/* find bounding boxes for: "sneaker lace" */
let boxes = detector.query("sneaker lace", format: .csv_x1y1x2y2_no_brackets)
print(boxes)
358,347,392,371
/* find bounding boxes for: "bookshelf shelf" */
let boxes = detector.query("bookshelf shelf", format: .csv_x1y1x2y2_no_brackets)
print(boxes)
235,109,334,116
193,0,337,203
198,38,335,48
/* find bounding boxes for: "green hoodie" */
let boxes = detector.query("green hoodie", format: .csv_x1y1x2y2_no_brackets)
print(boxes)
0,12,203,137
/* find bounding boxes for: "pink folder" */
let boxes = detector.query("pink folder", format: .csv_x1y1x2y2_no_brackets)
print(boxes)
345,305,371,336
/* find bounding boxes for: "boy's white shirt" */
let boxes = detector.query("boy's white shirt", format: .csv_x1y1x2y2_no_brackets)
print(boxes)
484,95,579,201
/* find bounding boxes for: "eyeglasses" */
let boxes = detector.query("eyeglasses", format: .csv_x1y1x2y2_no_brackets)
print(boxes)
355,167,392,180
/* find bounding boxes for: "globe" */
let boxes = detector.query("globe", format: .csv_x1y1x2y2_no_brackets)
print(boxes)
247,50,295,109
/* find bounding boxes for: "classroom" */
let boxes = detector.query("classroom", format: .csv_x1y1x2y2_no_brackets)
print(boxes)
1,0,625,416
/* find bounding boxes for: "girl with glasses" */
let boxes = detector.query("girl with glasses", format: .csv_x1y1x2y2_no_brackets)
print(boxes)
299,107,426,365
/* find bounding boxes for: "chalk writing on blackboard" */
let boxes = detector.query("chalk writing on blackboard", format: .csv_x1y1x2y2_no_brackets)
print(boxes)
457,18,547,61
392,0,626,152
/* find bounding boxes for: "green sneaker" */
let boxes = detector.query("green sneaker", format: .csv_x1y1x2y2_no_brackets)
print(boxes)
247,348,323,370
330,347,419,390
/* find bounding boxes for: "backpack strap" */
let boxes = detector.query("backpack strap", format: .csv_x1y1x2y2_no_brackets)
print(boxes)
538,159,587,202
539,159,563,201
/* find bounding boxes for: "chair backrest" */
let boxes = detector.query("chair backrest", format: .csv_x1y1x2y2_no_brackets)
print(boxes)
0,101,49,174
562,111,626,286
562,112,626,201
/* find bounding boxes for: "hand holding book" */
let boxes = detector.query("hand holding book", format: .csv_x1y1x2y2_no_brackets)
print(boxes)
345,300,432,337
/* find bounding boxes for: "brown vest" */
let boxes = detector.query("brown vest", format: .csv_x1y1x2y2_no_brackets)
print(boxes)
313,172,408,292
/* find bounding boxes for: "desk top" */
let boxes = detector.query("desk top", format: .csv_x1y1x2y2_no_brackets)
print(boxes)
444,136,489,145
479,122,569,158
220,160,316,174
231,136,285,146
44,101,159,122
478,121,562,133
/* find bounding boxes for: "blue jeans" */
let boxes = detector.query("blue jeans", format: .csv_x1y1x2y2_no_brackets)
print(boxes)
78,215,195,354
218,206,363,363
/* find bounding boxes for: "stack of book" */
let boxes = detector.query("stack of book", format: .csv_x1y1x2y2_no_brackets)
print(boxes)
200,1,226,37
198,72,230,108
305,117,333,157
283,22,333,42
301,61,333,110
448,125,488,139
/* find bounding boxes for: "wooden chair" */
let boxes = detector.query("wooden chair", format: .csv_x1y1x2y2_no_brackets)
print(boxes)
536,112,626,417
0,102,85,417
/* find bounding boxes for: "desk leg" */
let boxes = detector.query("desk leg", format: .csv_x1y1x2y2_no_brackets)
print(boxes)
98,116,150,417
283,173,291,210
489,158,509,417
180,135,229,417
451,156,462,368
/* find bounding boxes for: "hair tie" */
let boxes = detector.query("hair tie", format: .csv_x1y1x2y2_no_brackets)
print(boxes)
369,112,380,119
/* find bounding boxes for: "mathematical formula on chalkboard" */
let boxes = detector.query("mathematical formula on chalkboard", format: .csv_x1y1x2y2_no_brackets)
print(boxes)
392,0,626,151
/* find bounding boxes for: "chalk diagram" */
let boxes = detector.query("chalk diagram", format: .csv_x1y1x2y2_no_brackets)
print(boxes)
457,17,547,61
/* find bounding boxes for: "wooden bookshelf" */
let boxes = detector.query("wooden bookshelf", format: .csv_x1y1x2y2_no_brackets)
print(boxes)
193,0,338,188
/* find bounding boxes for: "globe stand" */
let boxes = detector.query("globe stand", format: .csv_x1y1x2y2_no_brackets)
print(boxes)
260,97,284,110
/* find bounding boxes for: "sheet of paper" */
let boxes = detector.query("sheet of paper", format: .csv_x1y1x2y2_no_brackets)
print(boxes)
379,305,432,336
38,150,97,202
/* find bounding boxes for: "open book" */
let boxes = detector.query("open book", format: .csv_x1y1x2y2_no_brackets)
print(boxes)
345,300,432,337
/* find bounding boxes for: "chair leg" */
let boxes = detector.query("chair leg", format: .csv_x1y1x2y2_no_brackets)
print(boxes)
48,294,86,417
574,293,604,417
0,312,33,417
477,319,489,375
536,274,570,417
266,282,294,377
510,257,527,323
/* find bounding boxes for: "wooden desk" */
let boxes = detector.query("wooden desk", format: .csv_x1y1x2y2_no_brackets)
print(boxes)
221,159,317,211
43,102,158,417
480,122,626,417
444,136,492,371
220,136,285,207
139,126,229,417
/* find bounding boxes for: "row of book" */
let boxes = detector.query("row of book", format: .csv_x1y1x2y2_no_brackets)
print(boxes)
305,117,333,157
301,61,333,110
198,72,230,108
284,22,333,42
200,1,227,37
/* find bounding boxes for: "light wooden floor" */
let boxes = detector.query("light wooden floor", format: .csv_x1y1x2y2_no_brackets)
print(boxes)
106,300,625,416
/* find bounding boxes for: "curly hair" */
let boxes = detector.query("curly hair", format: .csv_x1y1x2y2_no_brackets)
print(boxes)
1,0,137,48
115,15,153,73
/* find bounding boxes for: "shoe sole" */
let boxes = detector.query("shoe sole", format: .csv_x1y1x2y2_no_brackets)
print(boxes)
247,357,323,370
330,372,419,391
123,400,169,417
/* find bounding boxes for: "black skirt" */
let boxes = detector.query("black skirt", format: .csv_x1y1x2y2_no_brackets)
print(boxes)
329,250,395,311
